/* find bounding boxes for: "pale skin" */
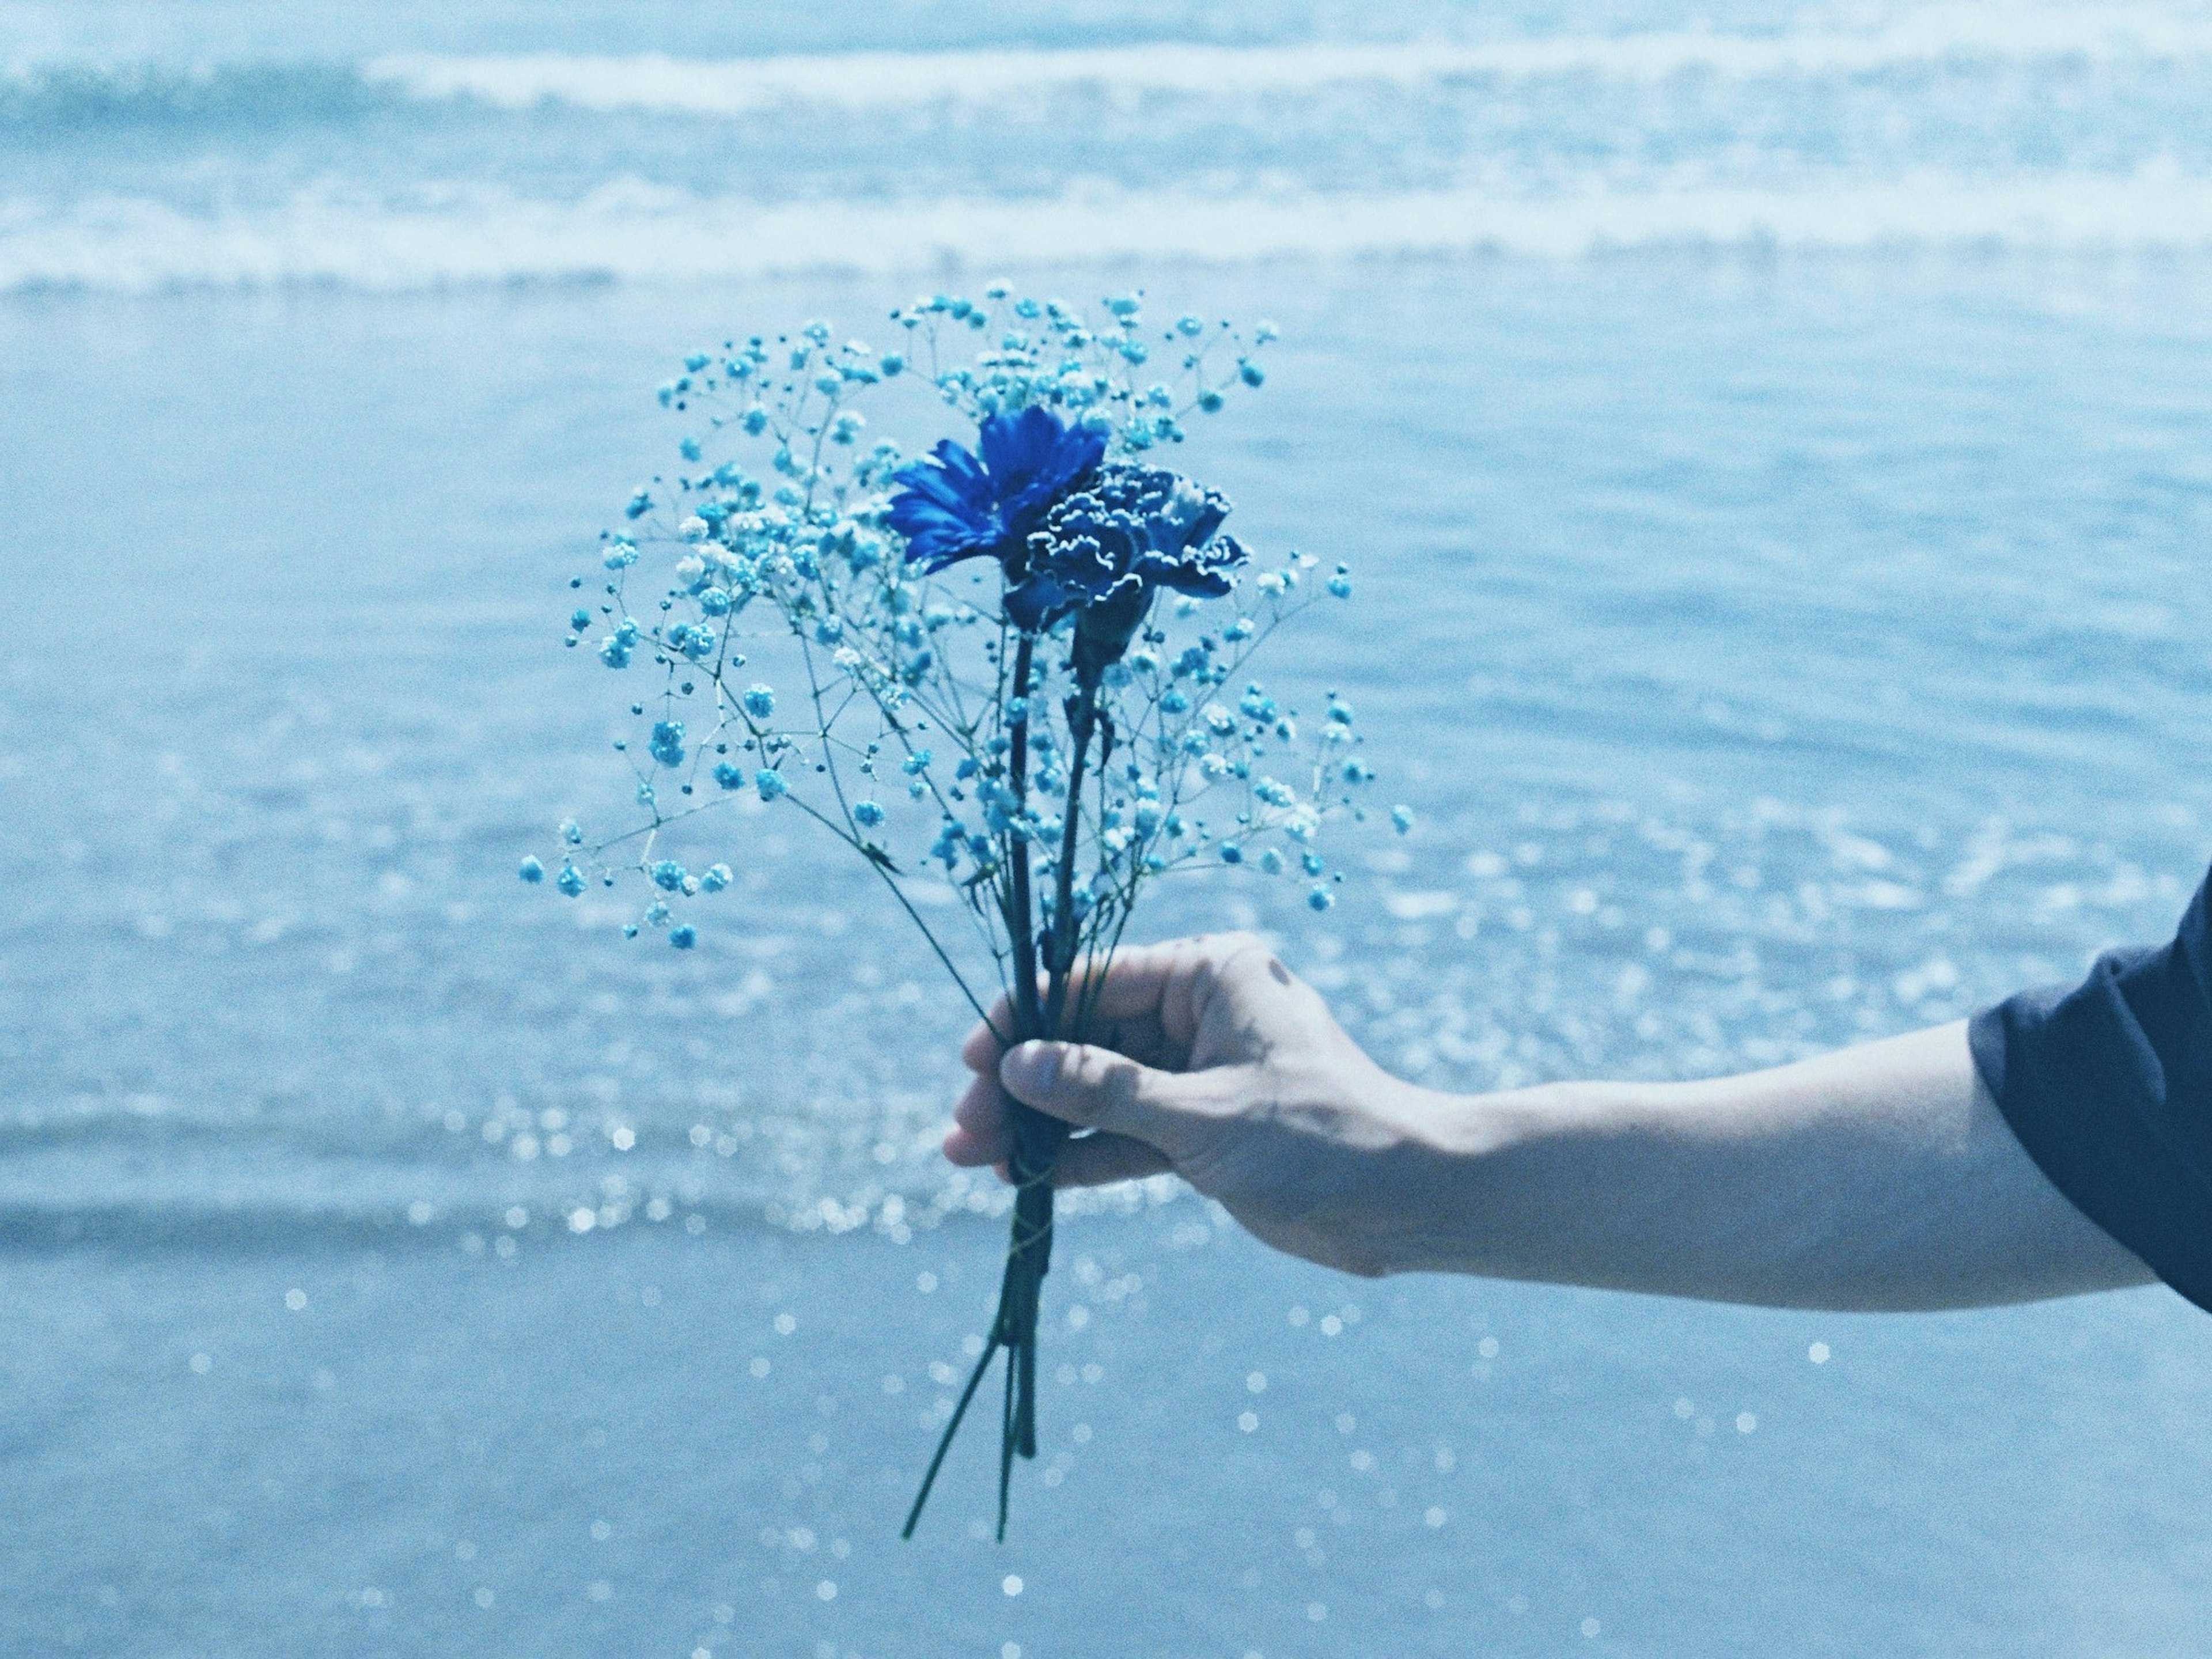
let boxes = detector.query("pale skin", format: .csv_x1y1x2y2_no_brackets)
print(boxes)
944,932,2156,1310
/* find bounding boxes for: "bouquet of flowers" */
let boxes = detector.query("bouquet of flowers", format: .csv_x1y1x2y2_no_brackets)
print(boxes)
528,283,1392,1537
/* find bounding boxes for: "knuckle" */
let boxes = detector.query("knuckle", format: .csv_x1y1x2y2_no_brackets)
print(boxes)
1197,929,1266,964
1077,1049,1134,1105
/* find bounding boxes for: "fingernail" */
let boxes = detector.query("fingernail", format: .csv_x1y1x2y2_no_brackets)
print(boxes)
1001,1041,1052,1096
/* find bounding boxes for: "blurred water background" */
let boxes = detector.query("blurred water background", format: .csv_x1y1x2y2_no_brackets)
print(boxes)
6,2,2212,1654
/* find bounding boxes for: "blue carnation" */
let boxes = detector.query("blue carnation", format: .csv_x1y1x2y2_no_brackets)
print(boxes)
885,405,1104,582
1014,465,1249,674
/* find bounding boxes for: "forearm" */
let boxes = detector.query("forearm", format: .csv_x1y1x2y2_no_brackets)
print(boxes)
1406,1021,2156,1309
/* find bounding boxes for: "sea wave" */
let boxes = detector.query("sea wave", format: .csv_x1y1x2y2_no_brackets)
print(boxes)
7,169,2212,294
362,14,2212,117
7,7,2212,133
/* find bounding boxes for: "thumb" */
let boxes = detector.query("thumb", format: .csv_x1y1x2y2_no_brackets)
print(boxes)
999,1040,1206,1161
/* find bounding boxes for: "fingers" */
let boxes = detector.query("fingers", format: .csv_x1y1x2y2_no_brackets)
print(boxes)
998,1039,1212,1161
960,932,1280,1078
942,1072,1011,1166
961,994,1018,1074
960,1020,1001,1076
943,1120,1171,1189
1059,933,1267,1024
1051,1132,1173,1189
944,1062,1173,1190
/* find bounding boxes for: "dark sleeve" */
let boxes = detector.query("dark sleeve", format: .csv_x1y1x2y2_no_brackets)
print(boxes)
1968,861,2212,1309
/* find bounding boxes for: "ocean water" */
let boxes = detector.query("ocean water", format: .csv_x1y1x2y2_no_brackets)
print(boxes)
5,2,2212,1654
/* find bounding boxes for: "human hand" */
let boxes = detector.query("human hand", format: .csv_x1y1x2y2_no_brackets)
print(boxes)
944,933,1487,1277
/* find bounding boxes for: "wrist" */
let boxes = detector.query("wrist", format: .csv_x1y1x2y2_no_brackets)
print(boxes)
1376,1078,1642,1281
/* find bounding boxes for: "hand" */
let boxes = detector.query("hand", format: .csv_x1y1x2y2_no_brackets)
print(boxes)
945,937,2159,1305
944,933,1486,1277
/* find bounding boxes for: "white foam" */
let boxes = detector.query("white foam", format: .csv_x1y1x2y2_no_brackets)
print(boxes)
9,166,2212,293
363,9,2212,117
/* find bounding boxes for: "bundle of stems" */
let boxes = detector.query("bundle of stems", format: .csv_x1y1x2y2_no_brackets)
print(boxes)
903,635,1115,1541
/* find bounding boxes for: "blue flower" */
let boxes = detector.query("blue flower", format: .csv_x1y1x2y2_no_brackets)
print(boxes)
1016,465,1249,672
651,859,687,891
556,864,586,897
649,721,686,768
599,622,638,669
518,856,545,884
669,925,697,949
667,622,716,661
886,406,1104,582
756,768,787,801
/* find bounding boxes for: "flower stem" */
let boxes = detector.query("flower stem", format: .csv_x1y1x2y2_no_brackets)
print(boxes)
903,635,1089,1541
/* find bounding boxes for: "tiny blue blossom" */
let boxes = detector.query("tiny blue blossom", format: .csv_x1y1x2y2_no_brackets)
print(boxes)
652,859,687,891
742,684,777,720
518,856,544,884
756,768,787,801
700,863,732,892
853,801,885,828
669,925,698,949
556,865,586,896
